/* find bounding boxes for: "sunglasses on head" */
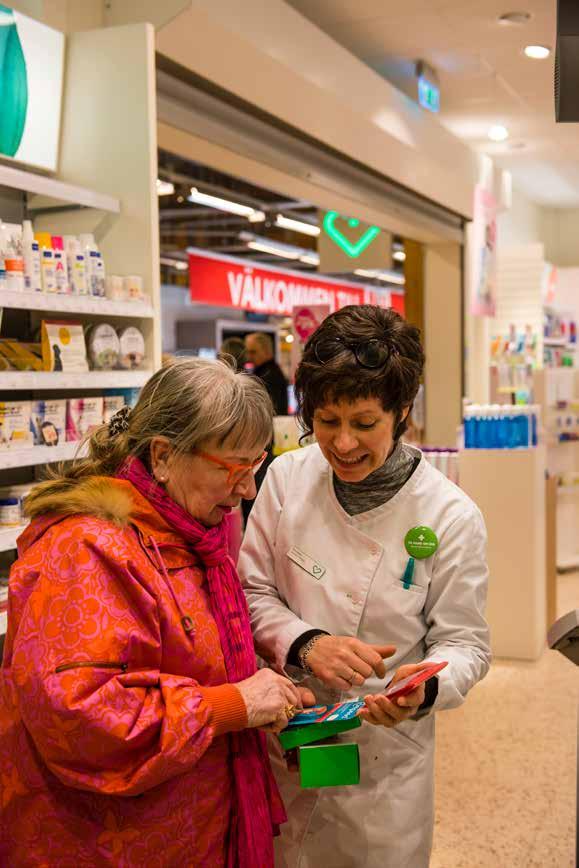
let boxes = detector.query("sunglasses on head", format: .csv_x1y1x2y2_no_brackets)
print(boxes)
313,337,391,369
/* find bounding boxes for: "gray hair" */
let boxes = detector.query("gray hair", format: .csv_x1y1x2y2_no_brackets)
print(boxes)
26,358,273,514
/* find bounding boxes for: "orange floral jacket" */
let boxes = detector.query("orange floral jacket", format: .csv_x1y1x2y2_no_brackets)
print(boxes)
0,477,248,867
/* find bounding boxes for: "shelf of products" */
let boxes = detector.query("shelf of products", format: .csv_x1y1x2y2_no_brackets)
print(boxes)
0,526,26,554
0,163,120,213
1,371,151,390
0,442,86,470
0,290,154,319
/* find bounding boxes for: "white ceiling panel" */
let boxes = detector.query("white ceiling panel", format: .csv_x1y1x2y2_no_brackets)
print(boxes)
287,0,579,206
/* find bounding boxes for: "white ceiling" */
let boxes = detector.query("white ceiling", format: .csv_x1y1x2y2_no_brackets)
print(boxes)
286,0,579,207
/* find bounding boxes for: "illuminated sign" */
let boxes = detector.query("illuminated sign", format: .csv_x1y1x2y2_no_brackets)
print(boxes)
418,76,440,113
322,211,381,258
0,5,65,171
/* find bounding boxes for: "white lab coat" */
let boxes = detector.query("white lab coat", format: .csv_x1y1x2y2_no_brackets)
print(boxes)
238,443,491,868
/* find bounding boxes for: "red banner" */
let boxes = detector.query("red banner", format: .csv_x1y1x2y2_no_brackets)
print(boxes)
188,248,405,317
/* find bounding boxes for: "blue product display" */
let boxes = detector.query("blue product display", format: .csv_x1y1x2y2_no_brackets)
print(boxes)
463,404,538,449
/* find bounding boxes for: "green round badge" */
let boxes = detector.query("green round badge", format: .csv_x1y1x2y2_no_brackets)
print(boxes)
404,526,438,560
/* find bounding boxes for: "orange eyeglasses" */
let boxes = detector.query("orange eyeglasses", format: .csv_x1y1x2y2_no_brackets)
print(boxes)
195,450,268,486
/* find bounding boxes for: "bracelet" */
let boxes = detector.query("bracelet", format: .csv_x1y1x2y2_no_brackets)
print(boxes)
297,634,325,675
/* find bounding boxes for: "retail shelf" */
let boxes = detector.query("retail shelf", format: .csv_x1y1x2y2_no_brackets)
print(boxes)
0,370,152,391
0,442,86,470
0,291,154,319
0,525,26,553
0,163,120,213
557,554,579,571
544,337,577,349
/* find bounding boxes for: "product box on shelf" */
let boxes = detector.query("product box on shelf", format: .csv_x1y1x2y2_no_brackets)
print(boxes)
41,320,89,372
30,400,67,447
66,398,104,442
117,326,145,369
0,402,33,450
0,340,43,371
87,323,121,370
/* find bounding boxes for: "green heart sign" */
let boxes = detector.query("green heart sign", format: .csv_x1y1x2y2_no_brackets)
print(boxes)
323,211,381,259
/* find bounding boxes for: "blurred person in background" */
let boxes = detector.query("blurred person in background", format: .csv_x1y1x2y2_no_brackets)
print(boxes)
242,332,289,523
245,332,288,416
0,358,314,868
219,336,247,371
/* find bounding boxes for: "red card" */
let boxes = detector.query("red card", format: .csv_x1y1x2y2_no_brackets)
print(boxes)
384,661,448,701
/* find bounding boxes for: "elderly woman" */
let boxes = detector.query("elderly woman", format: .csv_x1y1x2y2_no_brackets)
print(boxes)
239,305,491,868
0,359,312,867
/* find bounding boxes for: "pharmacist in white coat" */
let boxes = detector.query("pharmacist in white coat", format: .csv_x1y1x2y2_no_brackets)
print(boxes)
238,305,491,868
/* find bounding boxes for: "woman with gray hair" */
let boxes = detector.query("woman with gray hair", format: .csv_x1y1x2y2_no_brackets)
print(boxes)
0,358,313,868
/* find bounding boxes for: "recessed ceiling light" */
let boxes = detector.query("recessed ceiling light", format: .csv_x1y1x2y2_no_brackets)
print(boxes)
524,44,550,59
488,125,509,142
392,250,406,263
498,11,532,25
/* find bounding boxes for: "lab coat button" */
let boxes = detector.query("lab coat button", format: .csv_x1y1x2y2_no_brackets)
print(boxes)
369,545,379,556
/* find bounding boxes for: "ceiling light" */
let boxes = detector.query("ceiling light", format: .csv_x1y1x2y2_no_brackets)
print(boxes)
488,125,509,142
354,268,405,286
188,187,265,221
285,334,295,344
392,250,406,263
247,240,301,260
498,11,531,25
299,252,320,266
524,44,550,59
160,256,188,271
275,214,320,237
156,179,175,196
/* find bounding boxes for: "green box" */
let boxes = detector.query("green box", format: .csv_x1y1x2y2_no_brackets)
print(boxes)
278,715,361,751
299,742,360,788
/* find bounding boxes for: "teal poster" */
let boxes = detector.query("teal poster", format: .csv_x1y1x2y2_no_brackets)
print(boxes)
0,5,64,171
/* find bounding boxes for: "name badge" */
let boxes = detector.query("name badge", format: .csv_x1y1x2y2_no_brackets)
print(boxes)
287,546,326,580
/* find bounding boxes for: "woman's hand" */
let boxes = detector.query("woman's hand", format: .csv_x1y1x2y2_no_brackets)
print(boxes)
236,669,303,732
304,636,396,690
358,662,431,728
258,684,317,734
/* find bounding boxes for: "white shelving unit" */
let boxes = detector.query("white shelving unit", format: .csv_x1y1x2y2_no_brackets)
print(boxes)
0,442,87,470
0,526,27,554
0,163,120,214
0,22,160,571
0,290,154,319
1,370,153,391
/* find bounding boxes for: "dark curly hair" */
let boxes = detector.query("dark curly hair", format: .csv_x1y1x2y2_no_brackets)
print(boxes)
295,305,424,441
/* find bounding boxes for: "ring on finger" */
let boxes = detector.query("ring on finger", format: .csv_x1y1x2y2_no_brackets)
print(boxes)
347,669,358,685
284,705,297,719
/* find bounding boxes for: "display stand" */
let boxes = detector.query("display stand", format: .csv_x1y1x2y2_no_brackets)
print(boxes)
459,447,547,660
0,25,160,644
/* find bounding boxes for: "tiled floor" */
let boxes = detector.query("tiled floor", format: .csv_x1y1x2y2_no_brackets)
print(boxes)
431,572,578,868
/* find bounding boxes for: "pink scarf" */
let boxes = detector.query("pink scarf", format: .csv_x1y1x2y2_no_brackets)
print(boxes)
118,457,286,868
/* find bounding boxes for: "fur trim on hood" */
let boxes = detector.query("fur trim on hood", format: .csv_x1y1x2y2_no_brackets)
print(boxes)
24,476,133,527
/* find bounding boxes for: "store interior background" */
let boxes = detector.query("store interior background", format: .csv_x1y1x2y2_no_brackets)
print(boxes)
0,1,578,865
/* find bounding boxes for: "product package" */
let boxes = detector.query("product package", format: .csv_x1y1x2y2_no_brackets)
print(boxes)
105,275,125,301
123,275,143,301
30,400,67,446
117,326,145,369
0,401,33,449
41,320,89,372
103,394,125,424
86,323,120,370
66,398,104,442
0,340,43,371
0,497,22,527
